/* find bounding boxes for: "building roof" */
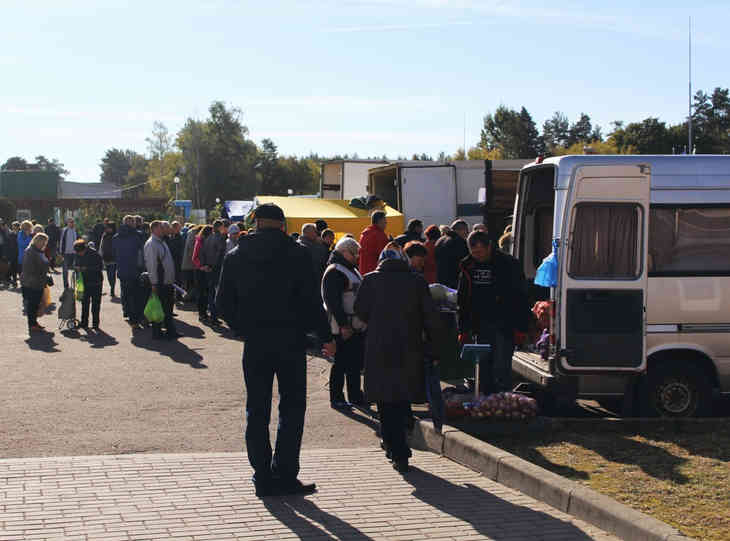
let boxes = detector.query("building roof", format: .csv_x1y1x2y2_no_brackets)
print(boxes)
58,181,122,199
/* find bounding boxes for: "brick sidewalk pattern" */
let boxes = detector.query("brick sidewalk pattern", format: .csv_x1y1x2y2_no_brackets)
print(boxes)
1,449,619,541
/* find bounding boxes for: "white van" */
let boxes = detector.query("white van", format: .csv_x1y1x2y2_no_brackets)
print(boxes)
512,155,730,417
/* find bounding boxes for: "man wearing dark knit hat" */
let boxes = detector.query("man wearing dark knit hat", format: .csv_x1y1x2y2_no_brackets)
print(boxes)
218,203,336,497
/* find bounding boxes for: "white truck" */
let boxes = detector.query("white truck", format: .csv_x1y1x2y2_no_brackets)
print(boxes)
367,160,530,231
320,159,389,201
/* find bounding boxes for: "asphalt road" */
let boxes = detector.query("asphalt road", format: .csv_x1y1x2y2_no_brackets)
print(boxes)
0,277,380,459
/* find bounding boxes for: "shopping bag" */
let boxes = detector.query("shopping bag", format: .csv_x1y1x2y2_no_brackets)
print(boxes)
37,286,51,317
535,239,559,288
144,293,165,324
75,273,85,301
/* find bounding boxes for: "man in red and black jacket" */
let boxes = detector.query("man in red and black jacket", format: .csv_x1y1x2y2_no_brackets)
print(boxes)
358,211,389,275
457,231,529,394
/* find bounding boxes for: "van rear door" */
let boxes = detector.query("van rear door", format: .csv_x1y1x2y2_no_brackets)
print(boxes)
401,166,456,225
559,164,650,373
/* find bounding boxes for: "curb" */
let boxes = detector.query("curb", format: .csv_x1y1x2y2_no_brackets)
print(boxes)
408,419,696,541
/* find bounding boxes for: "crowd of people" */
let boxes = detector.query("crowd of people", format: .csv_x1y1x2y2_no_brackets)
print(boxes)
0,205,527,497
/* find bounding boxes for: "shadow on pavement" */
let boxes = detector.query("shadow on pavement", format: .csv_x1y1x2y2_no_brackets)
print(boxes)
25,331,60,353
79,329,119,349
332,406,380,434
405,466,594,540
174,320,205,339
131,332,207,369
263,497,375,540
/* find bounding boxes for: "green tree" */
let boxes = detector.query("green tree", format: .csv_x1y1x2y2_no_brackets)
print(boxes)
480,105,542,159
257,138,281,195
567,113,593,147
33,155,69,177
692,87,730,153
99,148,149,197
542,111,570,153
1,156,28,171
610,118,670,154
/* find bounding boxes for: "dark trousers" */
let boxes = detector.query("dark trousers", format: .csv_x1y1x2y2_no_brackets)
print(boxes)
152,284,176,336
62,253,75,289
476,323,514,394
196,270,209,317
22,286,42,329
105,263,117,294
120,277,141,322
378,401,412,461
207,269,220,319
81,283,102,327
329,333,365,404
243,336,307,485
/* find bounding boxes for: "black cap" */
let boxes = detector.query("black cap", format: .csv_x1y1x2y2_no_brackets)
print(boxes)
254,203,285,222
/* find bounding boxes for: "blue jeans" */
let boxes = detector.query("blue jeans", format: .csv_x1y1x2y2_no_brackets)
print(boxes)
476,323,514,393
243,336,307,485
62,253,75,289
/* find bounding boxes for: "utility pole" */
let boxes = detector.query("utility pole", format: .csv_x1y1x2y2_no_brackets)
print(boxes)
688,16,693,154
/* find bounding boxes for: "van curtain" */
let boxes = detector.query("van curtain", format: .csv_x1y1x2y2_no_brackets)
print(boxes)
570,206,638,278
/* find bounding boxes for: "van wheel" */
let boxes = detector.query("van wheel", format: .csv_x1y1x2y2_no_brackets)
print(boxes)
646,362,711,417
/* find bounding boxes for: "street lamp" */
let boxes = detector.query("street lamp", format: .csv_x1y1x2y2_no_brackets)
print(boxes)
287,189,294,196
173,176,180,201
215,197,221,205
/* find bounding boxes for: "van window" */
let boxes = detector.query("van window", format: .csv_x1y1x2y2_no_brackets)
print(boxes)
569,204,641,279
649,206,730,276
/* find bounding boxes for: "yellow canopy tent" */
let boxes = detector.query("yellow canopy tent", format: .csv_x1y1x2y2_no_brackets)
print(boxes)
254,196,404,240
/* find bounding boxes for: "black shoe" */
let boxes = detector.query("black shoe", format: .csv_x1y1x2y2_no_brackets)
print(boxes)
79,322,89,330
254,482,277,498
330,400,351,410
276,479,317,496
92,324,100,331
393,459,409,473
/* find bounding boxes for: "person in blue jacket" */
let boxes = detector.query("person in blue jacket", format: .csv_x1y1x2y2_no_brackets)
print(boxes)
16,221,33,274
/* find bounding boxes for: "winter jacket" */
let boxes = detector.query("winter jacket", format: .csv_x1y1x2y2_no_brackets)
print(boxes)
60,227,78,255
424,239,437,284
144,235,176,286
457,251,529,335
112,225,143,281
394,230,423,247
45,224,61,247
322,250,366,335
20,245,49,290
216,227,331,343
358,225,390,275
298,236,329,286
200,232,226,271
192,235,205,270
75,248,104,287
165,233,184,273
17,231,32,265
354,258,444,404
99,231,115,263
181,231,197,272
434,231,469,288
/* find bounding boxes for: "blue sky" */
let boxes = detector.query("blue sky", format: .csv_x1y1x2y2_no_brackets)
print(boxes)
1,0,728,182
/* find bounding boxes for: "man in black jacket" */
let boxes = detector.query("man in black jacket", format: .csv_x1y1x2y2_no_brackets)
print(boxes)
200,219,227,323
394,219,424,247
217,203,336,498
45,218,60,271
457,231,528,394
74,239,104,330
434,219,469,288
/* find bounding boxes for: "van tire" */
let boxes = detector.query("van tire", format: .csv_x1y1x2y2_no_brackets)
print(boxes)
645,362,712,417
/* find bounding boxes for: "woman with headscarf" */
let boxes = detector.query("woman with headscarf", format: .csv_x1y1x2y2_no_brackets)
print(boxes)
354,242,444,473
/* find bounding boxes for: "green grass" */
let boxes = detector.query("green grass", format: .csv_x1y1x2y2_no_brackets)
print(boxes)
488,423,730,541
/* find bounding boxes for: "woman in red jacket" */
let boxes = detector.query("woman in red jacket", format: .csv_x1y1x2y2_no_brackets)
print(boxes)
192,225,213,320
423,224,440,284
358,211,389,275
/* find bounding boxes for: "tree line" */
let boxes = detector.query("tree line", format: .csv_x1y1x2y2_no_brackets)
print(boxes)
3,87,727,210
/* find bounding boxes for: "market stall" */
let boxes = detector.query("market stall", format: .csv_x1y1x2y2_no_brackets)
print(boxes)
253,196,404,239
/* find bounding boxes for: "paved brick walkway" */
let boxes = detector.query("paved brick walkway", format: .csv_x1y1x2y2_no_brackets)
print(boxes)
0,449,618,541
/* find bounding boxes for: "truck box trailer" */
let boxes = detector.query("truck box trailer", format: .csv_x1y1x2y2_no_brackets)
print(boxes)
367,159,530,232
320,159,389,201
